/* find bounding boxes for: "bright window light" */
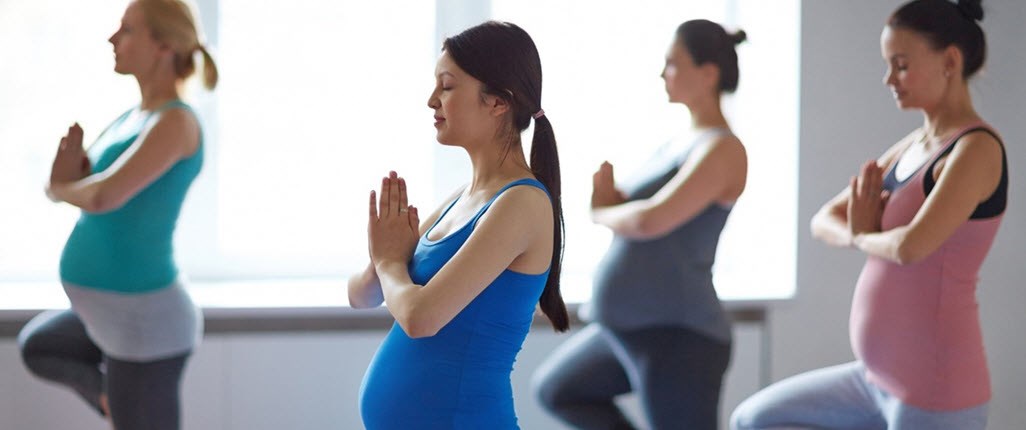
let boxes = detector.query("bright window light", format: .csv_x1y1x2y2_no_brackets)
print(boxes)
2,0,796,309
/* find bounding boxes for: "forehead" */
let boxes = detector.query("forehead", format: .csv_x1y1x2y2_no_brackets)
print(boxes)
667,37,693,61
880,26,933,54
435,51,474,81
121,1,148,25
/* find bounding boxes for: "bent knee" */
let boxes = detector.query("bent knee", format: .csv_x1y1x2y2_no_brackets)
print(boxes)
729,397,765,430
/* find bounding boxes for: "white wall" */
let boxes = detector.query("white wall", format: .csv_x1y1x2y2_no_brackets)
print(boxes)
778,1,1026,429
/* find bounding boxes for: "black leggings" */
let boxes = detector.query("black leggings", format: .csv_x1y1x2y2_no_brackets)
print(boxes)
17,310,190,430
533,323,732,430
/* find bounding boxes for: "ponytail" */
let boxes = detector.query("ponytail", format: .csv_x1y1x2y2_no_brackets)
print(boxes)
197,45,219,90
531,115,569,332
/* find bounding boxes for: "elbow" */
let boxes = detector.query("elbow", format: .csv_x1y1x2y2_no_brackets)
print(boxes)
623,211,670,240
82,189,122,214
893,242,928,265
633,220,667,240
347,292,373,309
394,308,441,339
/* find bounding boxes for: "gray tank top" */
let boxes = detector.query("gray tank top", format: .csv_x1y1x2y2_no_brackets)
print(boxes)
591,129,733,343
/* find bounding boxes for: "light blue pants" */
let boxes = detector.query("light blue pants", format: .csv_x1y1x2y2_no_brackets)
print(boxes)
730,361,988,430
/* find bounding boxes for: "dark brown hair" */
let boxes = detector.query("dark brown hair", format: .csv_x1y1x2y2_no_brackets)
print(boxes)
888,0,986,79
676,19,747,93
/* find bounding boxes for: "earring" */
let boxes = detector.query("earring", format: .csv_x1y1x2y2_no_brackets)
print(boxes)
944,70,952,78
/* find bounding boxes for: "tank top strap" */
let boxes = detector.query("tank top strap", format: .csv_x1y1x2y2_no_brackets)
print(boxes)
468,178,549,228
151,99,193,115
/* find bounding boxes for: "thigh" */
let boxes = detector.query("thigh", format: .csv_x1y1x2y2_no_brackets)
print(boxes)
532,323,632,405
106,353,190,430
606,326,731,430
730,361,887,430
17,309,102,364
879,393,988,430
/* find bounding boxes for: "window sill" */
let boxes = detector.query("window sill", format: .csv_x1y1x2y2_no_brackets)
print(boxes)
0,279,778,337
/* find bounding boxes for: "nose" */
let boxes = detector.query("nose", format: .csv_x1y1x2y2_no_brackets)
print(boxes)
426,89,440,110
882,67,894,87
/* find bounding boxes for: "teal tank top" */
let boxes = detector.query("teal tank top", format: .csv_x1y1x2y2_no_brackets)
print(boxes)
59,100,203,293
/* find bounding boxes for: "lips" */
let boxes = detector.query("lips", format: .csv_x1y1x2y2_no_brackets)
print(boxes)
433,115,445,126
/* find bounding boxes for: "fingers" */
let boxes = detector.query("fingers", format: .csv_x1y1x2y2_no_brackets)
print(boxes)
70,123,83,147
398,177,408,211
378,171,413,219
407,206,420,232
388,171,400,217
369,190,378,221
379,177,389,217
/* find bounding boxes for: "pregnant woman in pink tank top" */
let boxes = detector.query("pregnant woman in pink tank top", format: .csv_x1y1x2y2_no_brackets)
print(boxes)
731,1,1007,429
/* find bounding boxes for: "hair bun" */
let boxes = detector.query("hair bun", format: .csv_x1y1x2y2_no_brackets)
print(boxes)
731,29,748,45
957,0,984,21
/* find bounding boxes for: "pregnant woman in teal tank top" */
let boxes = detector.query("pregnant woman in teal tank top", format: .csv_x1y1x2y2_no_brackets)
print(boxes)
348,21,569,429
17,1,218,429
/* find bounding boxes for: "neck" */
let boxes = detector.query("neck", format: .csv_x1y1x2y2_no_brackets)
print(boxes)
136,74,182,111
920,81,979,144
465,136,533,194
687,93,729,130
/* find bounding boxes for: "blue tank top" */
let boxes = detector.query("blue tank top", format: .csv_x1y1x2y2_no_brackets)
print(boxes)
591,130,734,343
360,179,550,430
59,101,203,293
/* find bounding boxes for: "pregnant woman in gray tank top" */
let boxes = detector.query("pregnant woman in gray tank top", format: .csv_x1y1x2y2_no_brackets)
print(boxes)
532,20,749,430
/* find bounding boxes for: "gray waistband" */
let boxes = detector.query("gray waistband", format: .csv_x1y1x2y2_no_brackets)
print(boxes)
63,280,202,361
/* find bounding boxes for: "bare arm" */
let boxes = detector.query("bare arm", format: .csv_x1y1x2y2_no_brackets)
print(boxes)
591,134,747,239
852,132,1003,264
370,175,551,338
47,109,200,213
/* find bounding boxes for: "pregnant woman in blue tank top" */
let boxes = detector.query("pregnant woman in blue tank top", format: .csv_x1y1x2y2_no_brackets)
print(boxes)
17,1,217,429
348,21,570,429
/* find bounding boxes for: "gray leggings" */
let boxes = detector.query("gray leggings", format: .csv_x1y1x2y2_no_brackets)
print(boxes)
730,361,988,430
17,309,190,430
532,323,732,430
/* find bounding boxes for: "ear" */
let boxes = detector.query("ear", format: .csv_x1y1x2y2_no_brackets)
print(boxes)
700,63,721,89
943,45,963,78
487,93,511,117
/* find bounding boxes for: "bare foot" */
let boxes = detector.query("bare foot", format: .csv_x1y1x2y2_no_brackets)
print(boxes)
99,394,115,430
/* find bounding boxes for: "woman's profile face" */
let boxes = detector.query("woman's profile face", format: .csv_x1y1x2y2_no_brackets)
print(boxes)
427,51,505,147
880,26,951,111
661,38,710,104
108,2,163,76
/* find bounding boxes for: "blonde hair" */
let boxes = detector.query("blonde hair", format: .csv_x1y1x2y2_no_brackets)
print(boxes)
136,0,219,89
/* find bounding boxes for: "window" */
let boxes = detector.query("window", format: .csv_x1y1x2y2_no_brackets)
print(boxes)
491,0,799,301
1,0,797,308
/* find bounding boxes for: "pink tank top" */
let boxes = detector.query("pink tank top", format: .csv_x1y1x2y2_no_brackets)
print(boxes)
850,123,1005,410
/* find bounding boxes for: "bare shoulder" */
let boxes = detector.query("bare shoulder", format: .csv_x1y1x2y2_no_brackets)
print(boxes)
948,128,1003,168
145,107,201,155
493,183,552,212
692,131,747,169
480,183,553,226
